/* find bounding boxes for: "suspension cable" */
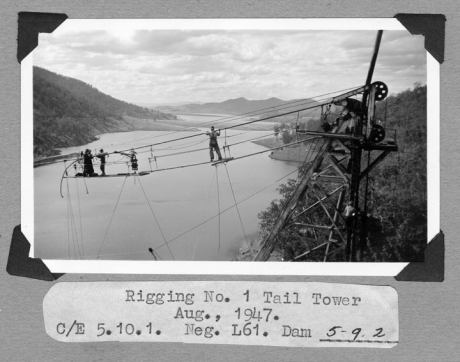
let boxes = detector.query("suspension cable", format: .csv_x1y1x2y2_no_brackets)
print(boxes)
141,135,324,175
93,86,360,152
43,85,364,167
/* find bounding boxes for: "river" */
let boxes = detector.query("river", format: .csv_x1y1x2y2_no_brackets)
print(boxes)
34,122,299,261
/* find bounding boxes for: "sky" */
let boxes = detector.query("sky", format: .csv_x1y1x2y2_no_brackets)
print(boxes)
33,19,426,105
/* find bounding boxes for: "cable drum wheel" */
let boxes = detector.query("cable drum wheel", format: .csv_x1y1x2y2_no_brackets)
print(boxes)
373,81,388,101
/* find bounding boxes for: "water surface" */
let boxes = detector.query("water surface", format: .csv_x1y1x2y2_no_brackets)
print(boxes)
35,126,299,261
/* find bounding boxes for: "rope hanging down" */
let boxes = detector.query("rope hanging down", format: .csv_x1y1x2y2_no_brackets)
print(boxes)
74,177,85,258
224,164,250,249
215,166,221,252
66,178,84,259
135,174,176,261
192,170,216,260
96,175,129,259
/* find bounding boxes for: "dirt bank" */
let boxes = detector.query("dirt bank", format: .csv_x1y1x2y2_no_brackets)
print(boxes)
233,237,284,262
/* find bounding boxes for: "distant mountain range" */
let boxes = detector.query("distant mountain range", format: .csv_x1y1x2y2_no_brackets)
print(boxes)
151,97,321,117
33,67,176,158
136,101,205,107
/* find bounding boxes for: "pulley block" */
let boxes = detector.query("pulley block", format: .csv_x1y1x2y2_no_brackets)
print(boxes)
368,124,385,143
372,81,388,101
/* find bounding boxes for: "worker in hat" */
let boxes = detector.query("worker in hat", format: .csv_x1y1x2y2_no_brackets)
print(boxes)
120,149,138,173
83,149,94,177
205,126,222,162
95,149,109,176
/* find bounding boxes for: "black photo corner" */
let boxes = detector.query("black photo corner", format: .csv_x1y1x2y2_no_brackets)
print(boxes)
9,12,444,281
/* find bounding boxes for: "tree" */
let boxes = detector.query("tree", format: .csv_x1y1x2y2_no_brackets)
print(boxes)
274,124,280,140
282,129,294,144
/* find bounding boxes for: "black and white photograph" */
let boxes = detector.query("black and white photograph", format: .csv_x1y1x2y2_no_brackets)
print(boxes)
26,19,433,267
3,3,458,361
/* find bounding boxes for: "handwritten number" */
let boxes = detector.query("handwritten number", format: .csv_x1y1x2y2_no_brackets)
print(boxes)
373,328,385,338
326,326,341,337
351,328,361,341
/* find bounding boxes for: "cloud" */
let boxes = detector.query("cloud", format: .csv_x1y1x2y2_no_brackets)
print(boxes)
34,26,426,104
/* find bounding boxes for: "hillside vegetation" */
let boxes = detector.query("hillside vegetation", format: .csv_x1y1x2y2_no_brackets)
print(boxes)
33,67,177,158
258,84,427,262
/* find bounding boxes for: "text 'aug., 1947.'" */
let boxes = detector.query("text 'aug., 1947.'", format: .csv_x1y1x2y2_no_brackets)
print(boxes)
43,282,398,347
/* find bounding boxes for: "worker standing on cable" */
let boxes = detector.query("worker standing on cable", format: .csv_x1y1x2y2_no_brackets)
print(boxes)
206,126,222,162
95,149,109,176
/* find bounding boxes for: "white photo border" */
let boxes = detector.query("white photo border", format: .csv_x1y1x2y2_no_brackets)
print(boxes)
22,18,439,275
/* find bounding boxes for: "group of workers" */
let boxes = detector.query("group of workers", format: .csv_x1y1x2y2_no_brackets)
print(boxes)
79,126,224,177
80,149,137,177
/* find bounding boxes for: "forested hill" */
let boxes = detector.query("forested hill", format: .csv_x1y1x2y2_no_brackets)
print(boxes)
33,67,176,158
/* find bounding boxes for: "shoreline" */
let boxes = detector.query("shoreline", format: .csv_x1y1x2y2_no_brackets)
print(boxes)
252,137,307,164
33,122,201,164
